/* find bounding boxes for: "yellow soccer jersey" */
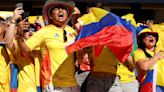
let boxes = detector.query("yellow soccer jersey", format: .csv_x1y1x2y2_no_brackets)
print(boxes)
12,40,40,92
117,63,136,83
32,48,42,89
0,46,10,92
134,48,164,86
92,46,118,74
134,48,151,83
26,24,78,87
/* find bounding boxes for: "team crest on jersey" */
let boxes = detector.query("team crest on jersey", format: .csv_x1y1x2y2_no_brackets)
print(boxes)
54,33,59,38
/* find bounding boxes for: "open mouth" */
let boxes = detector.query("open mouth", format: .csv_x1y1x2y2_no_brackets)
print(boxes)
59,15,63,17
58,13,64,18
149,39,154,42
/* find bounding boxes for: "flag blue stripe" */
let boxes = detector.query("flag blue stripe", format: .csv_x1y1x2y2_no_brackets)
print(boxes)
143,70,154,84
137,25,149,34
37,86,42,92
76,12,136,41
156,85,164,92
10,63,18,88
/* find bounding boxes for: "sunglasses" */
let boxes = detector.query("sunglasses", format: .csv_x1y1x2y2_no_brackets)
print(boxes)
24,27,37,33
63,30,67,42
143,32,157,38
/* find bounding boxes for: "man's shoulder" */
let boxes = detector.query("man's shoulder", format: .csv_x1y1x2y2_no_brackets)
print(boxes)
41,24,55,30
65,25,77,34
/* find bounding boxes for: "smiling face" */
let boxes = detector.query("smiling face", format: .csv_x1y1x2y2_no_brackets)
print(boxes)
49,6,69,27
142,33,157,49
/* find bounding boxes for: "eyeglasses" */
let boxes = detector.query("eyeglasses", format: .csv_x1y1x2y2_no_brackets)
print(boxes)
63,30,67,42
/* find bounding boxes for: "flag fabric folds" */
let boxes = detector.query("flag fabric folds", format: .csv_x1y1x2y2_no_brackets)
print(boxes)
140,63,164,92
66,7,136,63
140,69,154,92
121,14,138,56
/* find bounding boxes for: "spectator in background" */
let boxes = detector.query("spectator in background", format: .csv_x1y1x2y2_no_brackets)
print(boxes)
0,18,10,92
34,16,45,30
146,20,154,27
5,7,42,92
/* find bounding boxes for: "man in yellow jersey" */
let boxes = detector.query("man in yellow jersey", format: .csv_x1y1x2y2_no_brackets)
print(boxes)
78,47,139,92
78,46,138,92
5,7,42,92
14,0,81,92
0,19,10,92
85,46,120,92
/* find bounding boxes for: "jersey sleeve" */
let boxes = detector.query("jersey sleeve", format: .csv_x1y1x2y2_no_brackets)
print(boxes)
133,49,146,62
25,28,45,51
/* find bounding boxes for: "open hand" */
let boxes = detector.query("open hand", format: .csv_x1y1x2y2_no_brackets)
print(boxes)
11,7,24,23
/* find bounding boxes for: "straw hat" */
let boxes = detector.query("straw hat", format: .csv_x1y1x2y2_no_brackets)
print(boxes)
43,0,75,23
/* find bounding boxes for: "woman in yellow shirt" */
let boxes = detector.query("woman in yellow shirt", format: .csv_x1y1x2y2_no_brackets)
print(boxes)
134,28,164,92
5,7,42,92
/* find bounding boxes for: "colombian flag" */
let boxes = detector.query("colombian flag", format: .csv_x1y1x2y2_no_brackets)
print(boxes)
140,63,164,92
122,14,138,56
66,7,136,63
